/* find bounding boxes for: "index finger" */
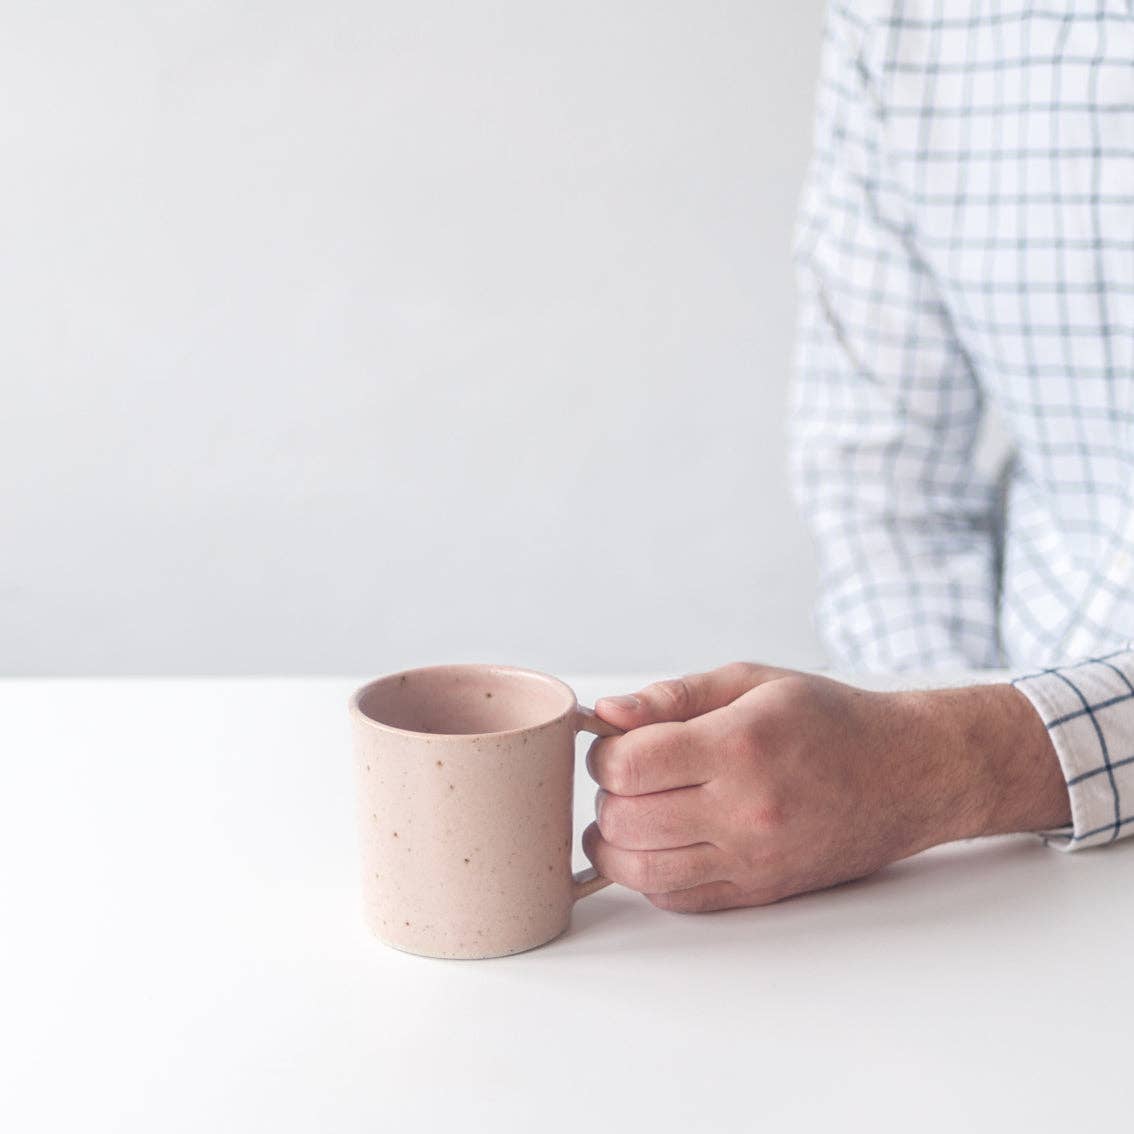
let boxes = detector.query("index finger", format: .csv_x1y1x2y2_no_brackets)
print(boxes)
585,720,717,796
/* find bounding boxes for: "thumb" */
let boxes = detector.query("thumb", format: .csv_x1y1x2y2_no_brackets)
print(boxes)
594,661,791,728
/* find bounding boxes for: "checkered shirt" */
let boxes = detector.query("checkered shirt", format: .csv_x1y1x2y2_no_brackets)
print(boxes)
789,1,1134,848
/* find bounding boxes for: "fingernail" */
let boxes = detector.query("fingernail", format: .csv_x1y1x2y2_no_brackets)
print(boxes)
599,694,640,711
594,788,607,821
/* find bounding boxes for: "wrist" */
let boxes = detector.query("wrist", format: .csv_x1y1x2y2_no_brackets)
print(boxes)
897,683,1070,847
978,683,1071,835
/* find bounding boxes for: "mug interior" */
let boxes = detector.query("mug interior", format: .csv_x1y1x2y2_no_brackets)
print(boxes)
353,665,574,736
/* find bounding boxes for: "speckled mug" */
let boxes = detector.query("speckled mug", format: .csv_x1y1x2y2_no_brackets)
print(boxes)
349,664,622,960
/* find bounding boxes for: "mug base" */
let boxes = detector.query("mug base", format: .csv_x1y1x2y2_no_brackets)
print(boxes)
368,917,571,961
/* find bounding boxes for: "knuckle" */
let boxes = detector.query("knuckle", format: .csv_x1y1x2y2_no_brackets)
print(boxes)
721,660,757,682
750,795,787,832
584,737,604,781
762,673,812,717
650,676,691,716
629,853,669,894
597,794,632,845
605,750,639,796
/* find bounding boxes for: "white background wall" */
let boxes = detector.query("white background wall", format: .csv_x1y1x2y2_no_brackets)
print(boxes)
2,0,826,676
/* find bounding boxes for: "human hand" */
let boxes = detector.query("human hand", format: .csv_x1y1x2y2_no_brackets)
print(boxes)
582,662,1069,911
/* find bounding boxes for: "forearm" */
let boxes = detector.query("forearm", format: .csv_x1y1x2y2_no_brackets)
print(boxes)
897,683,1071,852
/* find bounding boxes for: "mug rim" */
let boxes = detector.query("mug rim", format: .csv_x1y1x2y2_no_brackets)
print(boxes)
347,663,578,740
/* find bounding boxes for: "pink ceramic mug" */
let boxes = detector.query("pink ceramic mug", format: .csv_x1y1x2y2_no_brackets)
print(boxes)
349,663,622,959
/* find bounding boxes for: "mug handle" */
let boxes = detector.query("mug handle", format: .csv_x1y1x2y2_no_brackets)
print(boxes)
571,704,624,901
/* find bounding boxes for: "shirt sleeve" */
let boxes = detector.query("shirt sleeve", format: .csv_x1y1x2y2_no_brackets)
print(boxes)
1011,647,1134,850
789,2,1004,671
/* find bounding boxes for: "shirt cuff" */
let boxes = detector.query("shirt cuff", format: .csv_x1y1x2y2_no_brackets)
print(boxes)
1011,648,1134,850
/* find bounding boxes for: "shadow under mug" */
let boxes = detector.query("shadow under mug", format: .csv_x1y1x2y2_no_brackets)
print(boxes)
349,663,622,959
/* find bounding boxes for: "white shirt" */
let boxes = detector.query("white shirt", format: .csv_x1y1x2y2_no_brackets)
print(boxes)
790,0,1134,849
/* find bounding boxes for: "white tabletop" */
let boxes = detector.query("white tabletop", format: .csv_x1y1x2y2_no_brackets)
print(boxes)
3,674,1133,1133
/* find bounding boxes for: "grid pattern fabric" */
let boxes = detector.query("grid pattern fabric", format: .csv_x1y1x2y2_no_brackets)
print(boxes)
1013,648,1134,847
789,1,1134,848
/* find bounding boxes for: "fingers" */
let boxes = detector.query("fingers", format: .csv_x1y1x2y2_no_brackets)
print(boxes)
594,661,789,729
647,881,747,914
582,822,754,911
594,783,710,850
586,719,716,796
582,822,723,894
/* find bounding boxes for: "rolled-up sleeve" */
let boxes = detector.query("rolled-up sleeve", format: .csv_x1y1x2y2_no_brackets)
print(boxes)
1011,647,1134,849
